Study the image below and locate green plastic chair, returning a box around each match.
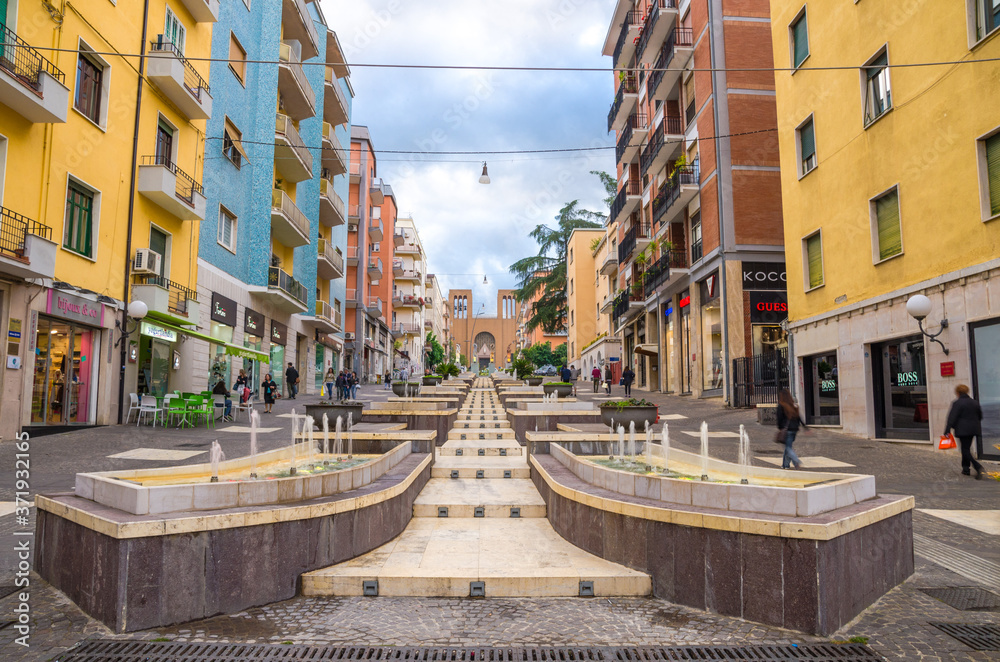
[167,398,190,428]
[189,396,214,429]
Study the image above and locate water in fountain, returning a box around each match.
[209,440,225,483]
[700,421,709,481]
[738,424,750,485]
[334,416,343,458]
[627,421,636,465]
[645,427,653,468]
[617,425,625,462]
[289,410,298,475]
[249,410,260,479]
[304,416,315,467]
[661,424,670,474]
[322,414,330,466]
[347,412,354,458]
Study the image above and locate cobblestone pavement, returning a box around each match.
[2,382,999,661]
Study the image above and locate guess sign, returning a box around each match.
[211,292,237,326]
[749,291,788,324]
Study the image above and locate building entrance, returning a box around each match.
[30,317,98,425]
[871,336,929,441]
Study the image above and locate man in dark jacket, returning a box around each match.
[945,384,984,479]
[604,365,613,395]
[560,364,572,382]
[622,365,635,397]
[285,362,299,399]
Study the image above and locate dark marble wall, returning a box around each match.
[34,459,431,633]
[532,468,913,635]
[508,413,602,444]
[362,412,456,446]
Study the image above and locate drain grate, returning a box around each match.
[930,623,1000,650]
[920,587,1000,611]
[53,641,887,661]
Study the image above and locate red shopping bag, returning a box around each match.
[938,433,956,450]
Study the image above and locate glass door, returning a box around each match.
[971,318,1000,461]
[30,318,95,425]
[872,336,928,440]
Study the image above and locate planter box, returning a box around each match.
[392,382,422,397]
[542,384,573,398]
[598,404,657,430]
[304,402,364,428]
[421,376,442,386]
[524,377,543,387]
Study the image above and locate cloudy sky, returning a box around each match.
[320,0,617,314]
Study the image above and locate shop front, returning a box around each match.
[871,335,928,441]
[315,341,339,394]
[243,308,266,397]
[970,317,1000,461]
[803,351,840,425]
[208,293,238,390]
[269,320,287,394]
[679,291,692,394]
[136,321,177,397]
[699,274,723,394]
[743,263,789,357]
[28,290,106,428]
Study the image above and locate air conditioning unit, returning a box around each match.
[344,332,355,341]
[134,249,162,275]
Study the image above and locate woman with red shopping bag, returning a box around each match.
[944,384,984,479]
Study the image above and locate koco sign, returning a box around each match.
[46,290,105,326]
[742,262,787,291]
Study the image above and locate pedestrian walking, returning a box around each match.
[261,373,278,413]
[604,365,613,396]
[560,364,572,382]
[384,371,392,389]
[285,362,299,399]
[622,365,635,397]
[944,384,985,479]
[776,388,806,469]
[591,365,602,393]
[335,371,347,402]
[349,370,359,400]
[324,366,336,400]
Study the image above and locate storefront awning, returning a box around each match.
[634,343,659,357]
[224,343,268,362]
[148,321,268,362]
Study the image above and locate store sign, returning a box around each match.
[679,296,690,308]
[271,320,287,345]
[245,308,264,336]
[46,290,104,326]
[742,262,787,291]
[140,321,177,343]
[897,371,921,387]
[211,292,237,326]
[940,361,955,377]
[820,379,837,393]
[749,292,789,324]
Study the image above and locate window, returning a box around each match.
[797,117,816,176]
[980,131,1000,219]
[872,188,902,262]
[974,0,1000,41]
[804,232,823,290]
[690,211,702,262]
[570,278,574,294]
[570,311,575,326]
[222,117,248,168]
[149,226,168,277]
[64,182,95,258]
[75,53,103,124]
[229,33,247,84]
[218,206,236,252]
[790,9,809,68]
[863,50,892,125]
[569,248,574,263]
[155,119,175,164]
[164,7,186,54]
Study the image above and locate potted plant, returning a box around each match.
[599,398,658,430]
[422,374,443,386]
[304,400,364,428]
[391,381,422,397]
[542,381,573,398]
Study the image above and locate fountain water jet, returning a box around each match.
[289,410,298,476]
[304,417,315,467]
[661,424,670,475]
[249,410,260,479]
[209,441,225,483]
[700,421,709,481]
[627,421,636,466]
[617,425,625,462]
[645,427,653,469]
[347,412,354,459]
[738,424,751,485]
[322,414,330,466]
[334,416,343,458]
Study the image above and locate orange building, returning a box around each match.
[450,290,518,371]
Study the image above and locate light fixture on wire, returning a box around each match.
[479,162,490,184]
[483,275,488,285]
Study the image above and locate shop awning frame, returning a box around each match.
[148,320,269,362]
[634,343,659,357]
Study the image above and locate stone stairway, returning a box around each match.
[301,379,650,598]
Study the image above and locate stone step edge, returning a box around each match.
[301,575,652,598]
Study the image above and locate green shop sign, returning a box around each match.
[140,321,177,343]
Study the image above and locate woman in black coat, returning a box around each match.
[944,384,984,479]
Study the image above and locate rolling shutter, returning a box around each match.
[986,133,1000,216]
[875,190,902,260]
[792,15,809,67]
[806,234,823,289]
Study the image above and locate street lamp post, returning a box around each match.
[468,303,485,371]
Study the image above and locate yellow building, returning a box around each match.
[581,222,623,383]
[770,1,1000,453]
[566,228,605,370]
[0,0,213,437]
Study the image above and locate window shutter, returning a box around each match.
[875,190,902,260]
[800,120,815,159]
[806,234,823,289]
[793,16,809,67]
[986,133,1000,216]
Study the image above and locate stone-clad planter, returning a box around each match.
[392,381,421,397]
[599,404,657,430]
[422,376,443,386]
[304,402,364,428]
[542,383,573,398]
[524,377,543,387]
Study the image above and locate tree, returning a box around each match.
[521,341,567,368]
[591,170,616,213]
[425,332,444,372]
[553,342,567,366]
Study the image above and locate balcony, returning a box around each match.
[367,256,383,279]
[607,10,642,68]
[396,294,421,309]
[334,306,343,332]
[309,299,339,333]
[640,116,684,179]
[397,242,420,255]
[394,322,422,336]
[599,250,618,276]
[611,289,644,328]
[326,30,350,78]
[251,266,307,312]
[609,178,642,226]
[0,207,56,281]
[278,42,316,121]
[392,258,404,276]
[395,266,422,282]
[636,0,680,68]
[346,245,359,266]
[393,228,405,246]
[652,165,700,226]
[147,41,212,120]
[274,114,313,183]
[600,292,616,314]
[324,67,349,127]
[281,0,320,61]
[370,178,385,205]
[317,238,345,280]
[367,296,383,317]
[369,217,384,242]
[178,0,219,22]
[321,122,347,176]
[638,251,675,297]
[271,190,311,248]
[349,160,361,183]
[131,274,200,327]
[648,28,694,102]
[618,219,651,264]
[616,112,648,165]
[319,178,346,227]
[137,155,206,220]
[607,71,639,133]
[0,25,69,123]
[345,288,361,308]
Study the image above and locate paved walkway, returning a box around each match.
[1,379,998,661]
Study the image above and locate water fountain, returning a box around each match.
[738,424,751,485]
[322,414,330,466]
[644,427,653,469]
[700,421,709,481]
[334,416,343,458]
[347,412,354,458]
[304,416,315,467]
[249,410,260,479]
[627,421,636,466]
[289,410,298,476]
[660,423,670,475]
[209,440,225,483]
[617,425,625,462]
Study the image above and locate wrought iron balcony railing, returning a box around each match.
[0,24,66,91]
[0,206,52,260]
[267,266,307,305]
[140,154,204,206]
[132,273,198,315]
[148,40,210,101]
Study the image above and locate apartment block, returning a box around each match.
[603,0,786,399]
[771,1,1000,453]
[391,215,429,374]
[566,228,605,369]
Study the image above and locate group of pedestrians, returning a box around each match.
[589,364,635,396]
[323,367,359,402]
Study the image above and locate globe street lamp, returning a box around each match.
[906,294,949,355]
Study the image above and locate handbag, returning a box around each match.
[938,433,956,450]
[775,427,787,444]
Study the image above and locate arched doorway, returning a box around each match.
[473,331,496,371]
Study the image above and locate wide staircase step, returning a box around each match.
[413,478,545,518]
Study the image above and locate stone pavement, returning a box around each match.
[1,380,999,661]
